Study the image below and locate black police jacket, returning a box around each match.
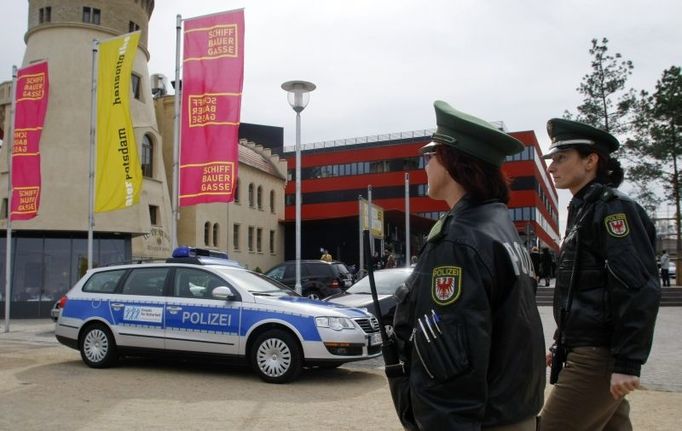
[392,198,545,430]
[553,182,661,376]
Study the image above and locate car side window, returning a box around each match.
[267,265,285,281]
[173,268,229,299]
[121,267,169,296]
[82,270,126,293]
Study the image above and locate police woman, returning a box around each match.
[540,119,661,430]
[389,101,546,430]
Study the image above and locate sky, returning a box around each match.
[1,0,681,233]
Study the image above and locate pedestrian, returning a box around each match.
[383,249,396,268]
[320,249,332,262]
[389,101,545,430]
[660,250,670,287]
[540,118,661,430]
[530,246,541,282]
[539,247,553,287]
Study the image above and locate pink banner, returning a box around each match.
[11,61,49,221]
[179,9,245,206]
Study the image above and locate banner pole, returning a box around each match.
[358,195,363,273]
[87,40,99,270]
[4,66,17,332]
[367,185,373,258]
[405,172,410,267]
[171,14,182,250]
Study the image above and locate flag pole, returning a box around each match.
[404,172,410,267]
[4,66,17,333]
[358,195,363,273]
[87,40,99,270]
[171,14,182,250]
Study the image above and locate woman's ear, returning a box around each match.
[586,152,599,171]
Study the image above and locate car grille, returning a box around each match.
[354,316,380,333]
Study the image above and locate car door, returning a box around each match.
[164,267,241,355]
[108,267,169,350]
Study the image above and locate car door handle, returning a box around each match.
[167,306,182,313]
[111,303,124,310]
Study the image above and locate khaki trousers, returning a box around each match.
[540,347,632,431]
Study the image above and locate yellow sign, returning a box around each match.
[359,198,384,239]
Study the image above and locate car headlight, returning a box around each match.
[315,316,355,331]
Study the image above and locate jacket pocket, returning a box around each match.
[411,318,470,382]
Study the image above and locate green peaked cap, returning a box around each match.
[542,118,619,159]
[420,100,524,167]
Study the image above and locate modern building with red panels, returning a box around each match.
[279,128,560,268]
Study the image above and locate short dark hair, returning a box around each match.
[435,145,511,203]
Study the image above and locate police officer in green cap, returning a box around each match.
[540,118,661,431]
[389,101,545,430]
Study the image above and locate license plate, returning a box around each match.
[369,332,382,346]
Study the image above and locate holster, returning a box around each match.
[549,344,567,384]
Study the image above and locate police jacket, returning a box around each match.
[392,198,545,430]
[553,182,661,376]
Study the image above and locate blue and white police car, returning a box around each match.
[54,248,382,383]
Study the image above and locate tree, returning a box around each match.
[564,37,637,154]
[625,66,682,266]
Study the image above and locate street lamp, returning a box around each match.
[282,80,316,295]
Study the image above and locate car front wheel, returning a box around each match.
[251,329,302,383]
[80,323,118,368]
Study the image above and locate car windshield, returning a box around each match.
[346,269,411,295]
[214,268,298,296]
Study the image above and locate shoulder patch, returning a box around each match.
[431,266,462,305]
[604,213,629,238]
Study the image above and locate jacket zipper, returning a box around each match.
[410,328,434,379]
[605,260,629,288]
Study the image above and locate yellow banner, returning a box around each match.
[95,32,141,212]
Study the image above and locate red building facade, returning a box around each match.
[280,128,560,267]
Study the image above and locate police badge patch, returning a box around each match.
[605,213,629,237]
[431,266,462,305]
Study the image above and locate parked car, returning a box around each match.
[54,248,381,383]
[324,267,413,337]
[264,260,354,300]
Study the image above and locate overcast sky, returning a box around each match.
[2,0,681,232]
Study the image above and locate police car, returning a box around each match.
[54,248,382,383]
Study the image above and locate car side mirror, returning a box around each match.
[212,286,235,301]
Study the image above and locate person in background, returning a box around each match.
[530,246,541,282]
[389,101,545,430]
[320,249,333,262]
[660,250,670,287]
[383,249,396,268]
[540,118,661,431]
[540,247,553,287]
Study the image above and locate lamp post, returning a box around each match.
[282,80,316,295]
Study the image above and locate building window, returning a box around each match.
[256,228,262,253]
[39,7,51,23]
[270,190,275,213]
[131,73,141,100]
[248,226,254,252]
[212,223,219,247]
[129,21,140,32]
[141,134,153,177]
[248,183,254,207]
[204,222,210,246]
[233,224,240,250]
[83,7,101,25]
[269,230,275,254]
[234,179,240,203]
[257,186,263,210]
[149,205,158,225]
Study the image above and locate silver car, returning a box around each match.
[54,256,381,383]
